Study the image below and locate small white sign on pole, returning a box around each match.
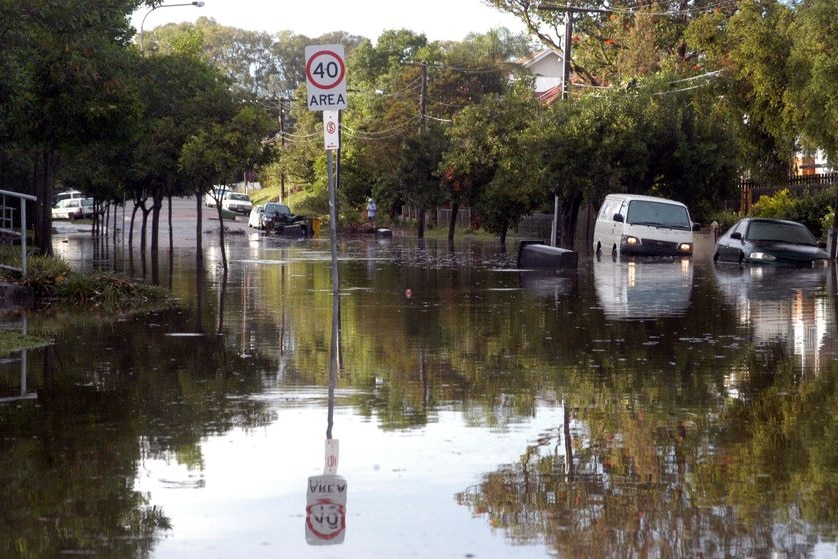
[323,110,339,151]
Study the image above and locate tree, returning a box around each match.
[343,28,534,234]
[396,126,449,238]
[486,0,719,86]
[3,0,145,255]
[442,85,541,244]
[180,104,276,271]
[685,0,796,181]
[785,0,838,163]
[127,51,237,282]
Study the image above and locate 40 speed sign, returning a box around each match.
[305,44,347,111]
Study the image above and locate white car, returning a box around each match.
[53,189,84,207]
[52,197,91,220]
[248,204,265,228]
[221,192,253,215]
[204,186,228,208]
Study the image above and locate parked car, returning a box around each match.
[593,193,696,257]
[221,192,252,215]
[52,197,89,221]
[248,204,265,228]
[261,202,293,228]
[714,217,829,266]
[80,197,95,219]
[204,186,228,208]
[52,189,84,207]
[263,202,309,235]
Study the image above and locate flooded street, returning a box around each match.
[3,200,838,558]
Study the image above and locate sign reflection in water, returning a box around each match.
[2,232,838,558]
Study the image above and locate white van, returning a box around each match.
[593,194,695,257]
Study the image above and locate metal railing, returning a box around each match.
[0,189,37,278]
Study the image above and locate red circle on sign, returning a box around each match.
[306,50,346,90]
[306,500,346,540]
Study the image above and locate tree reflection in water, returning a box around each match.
[2,235,838,557]
[458,346,838,557]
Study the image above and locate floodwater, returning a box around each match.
[3,206,838,558]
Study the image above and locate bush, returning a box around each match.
[0,251,170,311]
[751,187,835,237]
[17,254,73,299]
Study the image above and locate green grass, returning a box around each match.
[0,248,172,311]
[0,330,51,355]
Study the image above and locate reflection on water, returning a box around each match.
[594,255,694,319]
[714,265,833,373]
[1,234,838,558]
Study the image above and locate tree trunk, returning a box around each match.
[195,191,204,271]
[33,146,58,256]
[216,204,228,272]
[499,223,508,246]
[168,193,174,256]
[417,207,426,238]
[151,192,163,285]
[558,197,581,248]
[448,201,459,241]
[139,202,151,279]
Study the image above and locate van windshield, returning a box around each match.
[626,200,690,230]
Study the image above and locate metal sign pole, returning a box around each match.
[327,147,339,439]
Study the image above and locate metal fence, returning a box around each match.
[740,173,837,214]
[0,189,37,277]
[436,208,471,229]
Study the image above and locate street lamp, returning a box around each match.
[140,1,205,52]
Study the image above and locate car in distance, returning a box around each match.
[714,217,829,266]
[248,204,265,228]
[52,189,84,207]
[52,197,88,220]
[80,197,95,219]
[221,192,253,215]
[204,186,228,208]
[248,202,294,230]
[261,202,293,228]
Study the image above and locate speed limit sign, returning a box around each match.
[305,45,347,111]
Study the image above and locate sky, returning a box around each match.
[131,0,529,43]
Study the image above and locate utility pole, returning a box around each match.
[539,4,610,246]
[278,98,287,202]
[419,62,428,132]
[417,62,429,237]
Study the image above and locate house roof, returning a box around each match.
[517,48,563,69]
[537,84,564,105]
